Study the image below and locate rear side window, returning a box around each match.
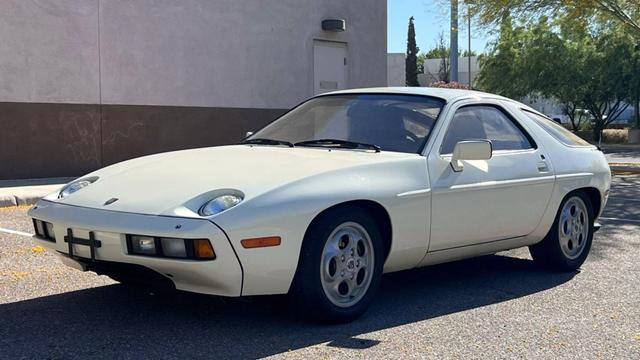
[441,105,535,154]
[522,110,591,147]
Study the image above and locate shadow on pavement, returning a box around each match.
[0,254,575,359]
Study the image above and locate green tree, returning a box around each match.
[417,53,426,74]
[580,32,635,141]
[422,33,451,82]
[476,16,528,98]
[462,49,478,57]
[424,48,477,58]
[406,17,420,87]
[466,0,640,37]
[477,16,636,141]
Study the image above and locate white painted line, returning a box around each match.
[599,217,640,224]
[0,227,33,237]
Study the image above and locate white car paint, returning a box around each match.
[28,87,611,297]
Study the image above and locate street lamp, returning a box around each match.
[467,4,472,89]
[450,0,459,82]
[630,43,640,144]
[635,43,640,130]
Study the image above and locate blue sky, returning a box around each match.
[387,0,492,54]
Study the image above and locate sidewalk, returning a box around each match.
[0,178,73,207]
[601,145,640,165]
[600,144,640,174]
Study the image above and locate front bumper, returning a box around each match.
[28,200,243,297]
[59,255,177,291]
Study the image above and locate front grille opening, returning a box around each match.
[32,219,56,242]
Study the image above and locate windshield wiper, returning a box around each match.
[242,138,294,147]
[294,139,381,152]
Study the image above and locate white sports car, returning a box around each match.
[29,88,610,323]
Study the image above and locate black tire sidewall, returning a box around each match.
[291,206,384,323]
[539,191,595,271]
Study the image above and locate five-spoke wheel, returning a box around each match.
[530,191,594,271]
[320,222,374,308]
[558,197,589,260]
[291,206,384,323]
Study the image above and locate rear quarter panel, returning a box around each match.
[501,101,611,241]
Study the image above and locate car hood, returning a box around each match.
[50,145,417,216]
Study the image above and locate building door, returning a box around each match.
[313,41,347,95]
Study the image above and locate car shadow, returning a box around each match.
[0,254,576,359]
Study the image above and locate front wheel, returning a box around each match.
[290,207,384,323]
[529,192,594,271]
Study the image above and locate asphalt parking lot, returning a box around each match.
[0,175,638,359]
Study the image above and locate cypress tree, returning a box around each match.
[406,16,420,87]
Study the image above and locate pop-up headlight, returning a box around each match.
[58,176,99,199]
[199,194,243,216]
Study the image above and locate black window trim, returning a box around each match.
[438,103,538,155]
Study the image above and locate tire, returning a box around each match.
[529,191,594,271]
[290,206,384,323]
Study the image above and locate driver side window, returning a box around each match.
[441,105,535,154]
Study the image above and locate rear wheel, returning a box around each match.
[529,192,594,271]
[291,207,384,323]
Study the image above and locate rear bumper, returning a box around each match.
[28,200,243,297]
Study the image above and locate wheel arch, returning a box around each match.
[573,187,602,218]
[305,200,393,262]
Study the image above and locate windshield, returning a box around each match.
[248,94,446,153]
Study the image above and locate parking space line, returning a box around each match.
[0,227,33,237]
[599,217,640,224]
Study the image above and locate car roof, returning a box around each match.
[321,87,512,103]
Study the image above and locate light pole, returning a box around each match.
[635,43,640,130]
[450,0,459,82]
[467,4,472,89]
[629,42,640,144]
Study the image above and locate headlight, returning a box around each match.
[199,194,243,216]
[58,176,99,199]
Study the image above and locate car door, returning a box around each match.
[427,100,555,251]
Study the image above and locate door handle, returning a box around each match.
[537,161,549,172]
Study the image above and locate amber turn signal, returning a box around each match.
[193,239,216,259]
[241,236,281,249]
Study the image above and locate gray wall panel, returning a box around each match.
[0,0,386,108]
[99,0,387,109]
[0,0,100,103]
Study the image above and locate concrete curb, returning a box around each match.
[0,195,18,208]
[0,194,42,208]
[0,182,67,209]
[610,166,640,175]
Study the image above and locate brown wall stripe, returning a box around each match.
[0,102,286,180]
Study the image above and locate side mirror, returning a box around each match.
[245,131,254,139]
[450,140,492,172]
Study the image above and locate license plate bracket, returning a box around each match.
[64,229,102,261]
